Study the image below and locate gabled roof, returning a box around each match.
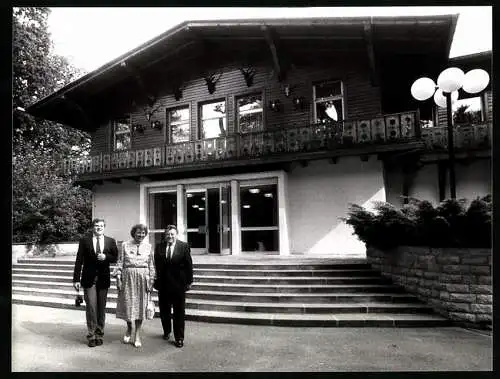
[25,15,459,130]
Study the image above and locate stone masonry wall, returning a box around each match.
[367,246,492,328]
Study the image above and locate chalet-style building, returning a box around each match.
[26,16,492,257]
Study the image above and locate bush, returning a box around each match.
[342,195,491,249]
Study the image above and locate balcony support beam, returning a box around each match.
[261,25,287,82]
[363,21,379,86]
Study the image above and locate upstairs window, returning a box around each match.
[167,106,190,144]
[236,93,263,133]
[200,100,227,139]
[113,116,131,151]
[313,80,344,123]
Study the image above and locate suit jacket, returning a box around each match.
[73,234,119,289]
[154,240,193,295]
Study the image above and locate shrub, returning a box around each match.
[342,196,491,249]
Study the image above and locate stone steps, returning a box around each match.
[11,258,451,327]
[12,294,449,327]
[12,287,430,314]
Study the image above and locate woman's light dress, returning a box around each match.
[113,240,155,321]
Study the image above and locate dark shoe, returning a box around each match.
[95,339,103,346]
[163,333,170,341]
[175,340,184,348]
[88,339,97,348]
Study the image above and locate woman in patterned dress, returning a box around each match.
[113,224,155,348]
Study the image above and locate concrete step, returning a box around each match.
[186,290,421,304]
[12,287,429,314]
[190,282,406,293]
[15,259,371,271]
[12,267,388,284]
[11,294,451,327]
[12,282,418,303]
[193,275,390,285]
[12,278,404,295]
[12,272,391,286]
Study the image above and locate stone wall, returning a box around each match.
[12,243,79,263]
[367,246,492,328]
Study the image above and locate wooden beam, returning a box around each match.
[261,25,286,82]
[60,95,94,129]
[120,61,156,105]
[363,21,379,86]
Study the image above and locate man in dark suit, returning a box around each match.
[154,224,193,348]
[73,218,118,347]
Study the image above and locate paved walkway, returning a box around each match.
[12,304,492,372]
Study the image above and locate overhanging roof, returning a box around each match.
[25,15,459,130]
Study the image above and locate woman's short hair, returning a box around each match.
[130,223,149,237]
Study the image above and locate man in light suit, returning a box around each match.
[73,218,118,347]
[154,224,193,348]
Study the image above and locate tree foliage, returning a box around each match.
[13,7,92,244]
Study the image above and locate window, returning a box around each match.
[452,96,485,125]
[200,100,227,139]
[313,80,344,123]
[167,106,190,144]
[236,93,263,133]
[113,117,131,151]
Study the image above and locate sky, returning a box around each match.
[47,6,492,74]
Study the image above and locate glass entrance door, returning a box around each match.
[185,183,231,254]
[186,190,206,254]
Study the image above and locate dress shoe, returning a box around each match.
[175,340,184,348]
[88,339,97,348]
[123,335,131,344]
[95,339,103,346]
[163,334,170,341]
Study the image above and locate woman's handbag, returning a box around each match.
[146,292,155,320]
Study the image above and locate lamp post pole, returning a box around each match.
[444,91,457,199]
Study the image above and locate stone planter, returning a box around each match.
[367,245,492,329]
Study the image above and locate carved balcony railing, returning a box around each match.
[420,122,492,151]
[62,111,420,176]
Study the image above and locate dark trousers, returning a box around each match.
[158,290,186,341]
[83,283,108,341]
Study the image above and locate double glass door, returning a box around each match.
[185,183,231,254]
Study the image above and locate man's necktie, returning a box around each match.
[96,238,101,255]
[166,244,172,261]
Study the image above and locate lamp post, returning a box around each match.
[411,67,489,200]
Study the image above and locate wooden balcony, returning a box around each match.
[63,111,423,179]
[420,122,492,151]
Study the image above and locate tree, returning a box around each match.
[13,146,92,244]
[13,7,89,157]
[13,7,93,245]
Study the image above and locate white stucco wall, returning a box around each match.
[409,164,439,205]
[456,159,491,200]
[93,180,141,242]
[286,157,386,257]
[410,159,491,204]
